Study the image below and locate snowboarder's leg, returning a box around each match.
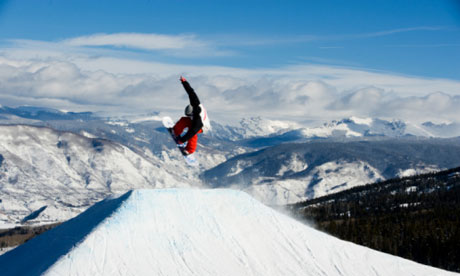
[173,117,189,137]
[184,134,198,154]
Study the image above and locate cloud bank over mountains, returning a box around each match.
[0,33,459,125]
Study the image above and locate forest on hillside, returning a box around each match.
[290,167,460,272]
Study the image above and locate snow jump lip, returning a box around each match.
[0,188,455,276]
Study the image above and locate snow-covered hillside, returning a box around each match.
[0,189,454,276]
[203,139,460,204]
[244,160,384,204]
[0,125,198,225]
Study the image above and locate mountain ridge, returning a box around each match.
[202,138,460,204]
[1,105,460,224]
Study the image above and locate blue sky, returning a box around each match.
[0,0,459,78]
[0,0,459,124]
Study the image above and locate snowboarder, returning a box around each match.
[171,76,208,155]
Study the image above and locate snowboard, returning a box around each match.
[162,116,199,167]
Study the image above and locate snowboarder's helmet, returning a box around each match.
[185,105,193,116]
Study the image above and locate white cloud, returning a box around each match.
[213,26,445,47]
[383,92,460,123]
[329,87,386,113]
[63,33,205,50]
[356,26,444,38]
[0,35,460,125]
[60,33,233,57]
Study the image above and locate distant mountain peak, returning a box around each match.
[348,116,373,126]
[239,116,299,137]
[0,105,94,121]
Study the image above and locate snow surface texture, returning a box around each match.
[0,189,455,276]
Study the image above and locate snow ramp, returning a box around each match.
[0,189,456,276]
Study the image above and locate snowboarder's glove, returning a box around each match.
[180,76,187,83]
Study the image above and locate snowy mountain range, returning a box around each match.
[1,189,455,276]
[202,138,460,204]
[1,105,459,142]
[1,105,460,225]
[236,116,460,148]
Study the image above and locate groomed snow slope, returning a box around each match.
[0,189,456,276]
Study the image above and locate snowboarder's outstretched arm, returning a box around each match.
[177,77,204,144]
[181,76,201,108]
